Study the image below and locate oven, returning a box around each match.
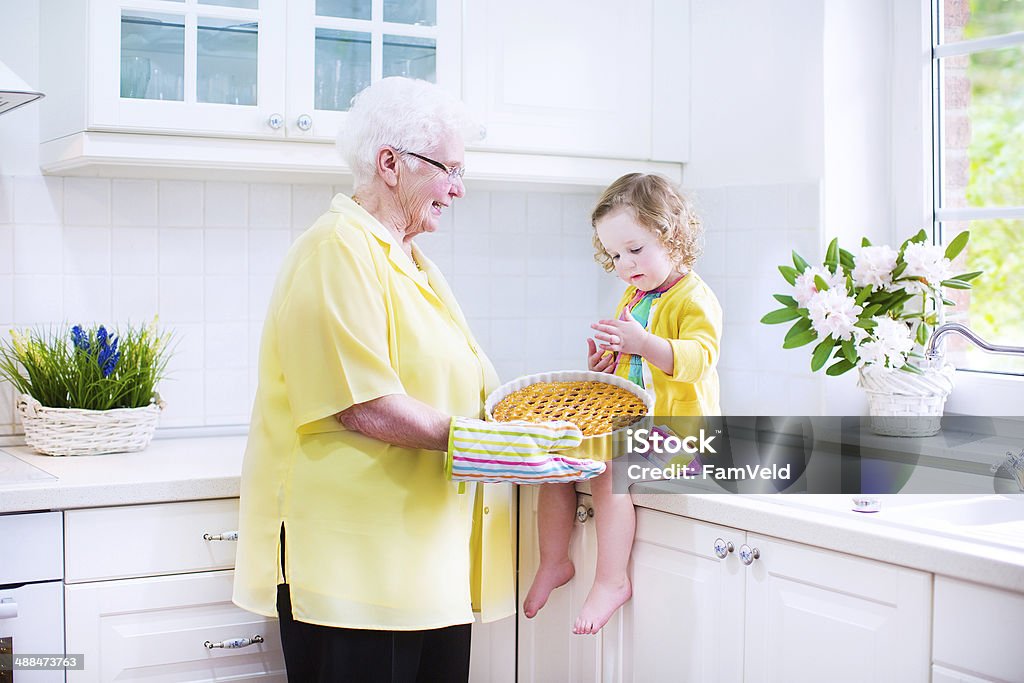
[0,511,65,683]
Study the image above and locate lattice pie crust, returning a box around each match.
[492,381,647,437]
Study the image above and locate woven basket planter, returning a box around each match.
[17,394,165,456]
[857,365,955,437]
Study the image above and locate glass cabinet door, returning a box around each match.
[92,0,286,136]
[286,0,459,140]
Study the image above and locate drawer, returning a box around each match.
[65,569,284,682]
[933,576,1024,682]
[0,511,62,583]
[64,499,240,583]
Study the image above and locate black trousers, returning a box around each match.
[276,527,471,682]
[276,584,472,683]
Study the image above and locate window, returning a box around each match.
[933,0,1024,375]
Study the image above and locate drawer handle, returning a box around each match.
[203,531,239,541]
[0,598,17,619]
[204,634,264,649]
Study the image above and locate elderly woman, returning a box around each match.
[232,77,601,682]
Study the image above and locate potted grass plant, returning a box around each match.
[0,319,172,456]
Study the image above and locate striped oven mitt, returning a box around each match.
[446,417,606,484]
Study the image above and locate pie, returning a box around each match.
[492,381,647,437]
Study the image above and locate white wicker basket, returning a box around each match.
[857,365,955,437]
[17,394,165,456]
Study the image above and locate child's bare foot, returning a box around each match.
[572,577,632,634]
[523,560,575,618]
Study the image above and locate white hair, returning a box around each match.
[336,77,480,188]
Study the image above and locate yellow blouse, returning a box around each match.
[611,271,723,416]
[232,194,515,630]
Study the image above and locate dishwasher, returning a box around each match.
[0,511,65,683]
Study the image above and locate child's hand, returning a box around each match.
[591,310,649,356]
[587,338,615,373]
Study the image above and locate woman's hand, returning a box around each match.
[590,310,649,356]
[587,338,615,373]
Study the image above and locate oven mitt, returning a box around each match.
[446,417,605,484]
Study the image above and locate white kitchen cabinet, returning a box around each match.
[62,498,285,682]
[65,570,284,682]
[37,0,684,185]
[462,0,690,162]
[743,532,931,683]
[522,503,933,682]
[604,508,745,683]
[932,576,1024,682]
[40,0,459,142]
[517,488,601,683]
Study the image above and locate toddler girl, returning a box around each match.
[523,173,722,634]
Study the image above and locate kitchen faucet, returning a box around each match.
[924,322,1024,362]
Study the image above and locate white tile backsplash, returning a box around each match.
[0,174,825,433]
[204,182,248,227]
[248,183,291,228]
[112,227,159,275]
[0,225,12,273]
[14,176,62,225]
[63,226,111,276]
[63,178,111,226]
[112,180,158,227]
[158,180,204,227]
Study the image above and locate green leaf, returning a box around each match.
[792,251,810,273]
[773,294,798,307]
[854,318,877,329]
[784,317,813,342]
[761,307,802,324]
[779,265,800,285]
[824,238,840,273]
[783,330,818,349]
[891,261,907,279]
[941,279,972,290]
[862,303,882,318]
[839,248,855,271]
[825,359,856,376]
[951,270,982,282]
[941,297,955,306]
[842,339,857,364]
[861,237,872,247]
[813,275,830,291]
[915,323,929,346]
[811,337,837,371]
[855,286,872,305]
[909,229,928,244]
[943,231,970,260]
[902,362,924,375]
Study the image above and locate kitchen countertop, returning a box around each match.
[2,433,1022,593]
[0,434,247,513]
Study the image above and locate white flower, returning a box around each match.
[852,245,898,289]
[902,242,954,291]
[858,316,915,368]
[807,288,863,341]
[793,266,846,306]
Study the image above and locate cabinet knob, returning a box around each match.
[296,114,313,131]
[575,504,594,524]
[267,113,284,129]
[739,544,761,566]
[713,537,734,559]
[203,531,238,541]
[204,634,264,649]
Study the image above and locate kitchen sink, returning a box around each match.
[884,495,1024,526]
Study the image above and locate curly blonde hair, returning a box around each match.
[591,173,703,273]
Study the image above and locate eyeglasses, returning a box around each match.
[401,150,466,183]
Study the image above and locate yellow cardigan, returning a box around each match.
[233,195,514,630]
[611,271,722,416]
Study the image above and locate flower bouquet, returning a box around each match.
[760,230,980,435]
[0,320,173,455]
